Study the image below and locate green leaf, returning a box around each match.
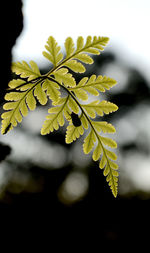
[42,79,60,104]
[92,143,102,161]
[34,83,47,105]
[84,36,109,53]
[83,118,118,197]
[26,90,36,111]
[8,79,26,89]
[1,91,26,134]
[64,60,85,73]
[41,97,69,135]
[53,68,76,87]
[103,164,109,176]
[80,114,89,129]
[82,100,118,117]
[100,136,117,148]
[76,36,109,55]
[97,148,118,197]
[42,36,63,66]
[8,79,34,92]
[105,149,117,161]
[19,99,28,117]
[109,160,118,170]
[62,36,109,74]
[76,36,84,51]
[65,124,84,144]
[70,75,117,98]
[73,88,88,101]
[96,100,118,115]
[99,154,107,169]
[92,121,116,134]
[65,37,75,57]
[5,92,25,101]
[68,97,79,114]
[12,60,41,81]
[83,130,96,154]
[1,79,47,134]
[75,53,93,64]
[82,102,97,118]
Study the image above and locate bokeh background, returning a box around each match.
[0,0,150,247]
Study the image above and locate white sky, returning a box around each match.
[12,0,150,80]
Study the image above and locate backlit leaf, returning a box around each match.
[41,97,69,135]
[65,124,84,144]
[12,60,40,81]
[83,130,96,154]
[65,37,75,57]
[42,36,63,66]
[53,68,76,87]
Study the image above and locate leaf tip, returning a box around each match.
[1,122,12,135]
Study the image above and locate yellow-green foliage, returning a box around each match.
[1,36,119,197]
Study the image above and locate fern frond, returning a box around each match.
[64,60,86,73]
[105,149,117,161]
[42,36,63,66]
[65,124,84,144]
[83,129,96,154]
[12,60,41,81]
[1,35,119,197]
[100,136,117,148]
[45,36,109,76]
[99,150,119,197]
[92,126,118,197]
[65,37,75,58]
[75,52,93,64]
[41,92,81,136]
[1,91,29,134]
[82,100,118,117]
[80,117,119,197]
[53,68,76,87]
[84,36,109,53]
[34,82,47,105]
[61,36,109,73]
[72,87,88,101]
[65,86,118,196]
[8,79,26,89]
[69,75,117,96]
[47,76,118,196]
[1,79,47,134]
[92,143,102,161]
[82,120,118,197]
[80,114,89,129]
[41,96,70,135]
[65,36,109,58]
[92,121,116,134]
[42,79,60,104]
[68,96,79,114]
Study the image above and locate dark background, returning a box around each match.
[0,0,150,248]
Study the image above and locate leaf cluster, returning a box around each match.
[1,36,119,197]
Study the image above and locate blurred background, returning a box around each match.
[0,0,150,247]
